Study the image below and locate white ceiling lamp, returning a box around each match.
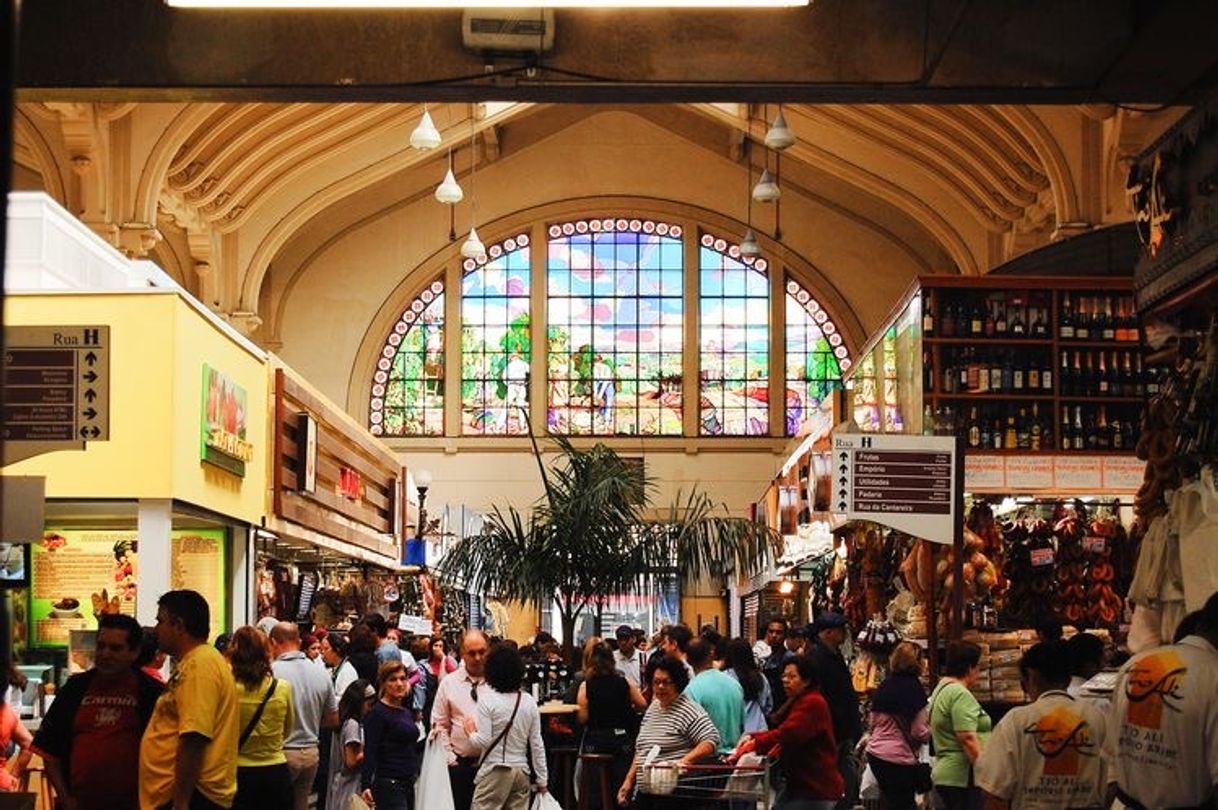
[739,228,761,258]
[764,107,796,151]
[434,150,463,204]
[752,168,780,203]
[409,106,442,151]
[460,227,486,261]
[169,1,811,8]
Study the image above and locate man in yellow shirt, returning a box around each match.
[139,589,239,810]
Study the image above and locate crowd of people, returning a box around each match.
[0,587,1216,810]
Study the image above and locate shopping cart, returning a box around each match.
[635,755,771,808]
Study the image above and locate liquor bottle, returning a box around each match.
[1097,352,1109,394]
[1010,302,1027,336]
[942,302,956,338]
[1109,351,1122,396]
[1121,418,1135,448]
[1013,358,1025,391]
[1031,306,1047,338]
[1060,351,1072,396]
[923,349,935,393]
[1060,407,1072,451]
[1111,413,1124,450]
[980,417,992,448]
[923,404,934,436]
[988,354,1002,393]
[1030,403,1043,450]
[1001,354,1014,392]
[1042,354,1053,391]
[1016,408,1031,449]
[1059,292,1075,339]
[1096,406,1110,450]
[943,359,956,393]
[1004,414,1018,449]
[1073,406,1085,450]
[1100,298,1115,341]
[991,417,1003,449]
[995,297,1008,336]
[1121,352,1134,394]
[1029,361,1040,390]
[967,407,981,448]
[969,302,984,337]
[1114,297,1130,342]
[984,300,996,338]
[922,292,935,336]
[1081,351,1093,394]
[1076,297,1091,340]
[960,350,971,392]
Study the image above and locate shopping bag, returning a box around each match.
[415,738,456,810]
[859,762,881,801]
[1176,468,1218,612]
[531,790,564,810]
[347,793,372,810]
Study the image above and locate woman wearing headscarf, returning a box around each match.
[865,642,931,810]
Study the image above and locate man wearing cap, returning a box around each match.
[613,625,648,688]
[806,612,861,810]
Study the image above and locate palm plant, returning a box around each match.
[436,425,776,657]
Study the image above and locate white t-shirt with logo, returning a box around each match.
[1105,635,1218,809]
[975,689,1108,809]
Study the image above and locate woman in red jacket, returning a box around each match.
[736,655,843,810]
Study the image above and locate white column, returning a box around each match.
[229,524,253,630]
[136,498,173,627]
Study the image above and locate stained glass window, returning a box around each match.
[546,218,684,436]
[461,233,532,435]
[699,234,769,436]
[784,278,849,436]
[369,278,445,437]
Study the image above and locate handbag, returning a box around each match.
[896,715,933,794]
[239,678,278,751]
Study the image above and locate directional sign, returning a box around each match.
[3,326,110,451]
[831,432,960,544]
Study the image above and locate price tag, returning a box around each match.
[1083,536,1107,554]
[1030,547,1056,567]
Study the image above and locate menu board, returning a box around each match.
[171,529,228,643]
[30,529,138,647]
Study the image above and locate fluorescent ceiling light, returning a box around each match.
[168,1,809,7]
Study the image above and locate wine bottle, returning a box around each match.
[991,417,1003,449]
[922,291,935,336]
[967,406,981,448]
[1031,306,1047,338]
[942,302,956,338]
[1030,403,1043,450]
[1042,355,1053,391]
[1001,354,1014,392]
[1013,358,1025,391]
[988,353,1002,393]
[1010,301,1027,336]
[1073,406,1085,450]
[1097,352,1109,394]
[1076,297,1091,340]
[1004,413,1018,449]
[1060,407,1072,451]
[1096,406,1110,450]
[924,349,935,393]
[1109,351,1122,396]
[1016,407,1031,449]
[969,302,984,337]
[980,417,992,449]
[1060,351,1071,396]
[984,300,996,338]
[1081,351,1093,393]
[995,297,1008,336]
[1111,413,1124,450]
[1114,297,1130,342]
[1060,292,1075,339]
[1100,298,1115,341]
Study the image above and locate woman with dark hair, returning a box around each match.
[228,625,295,810]
[428,636,458,679]
[723,638,772,733]
[616,656,720,808]
[327,678,375,810]
[347,623,381,683]
[137,626,167,683]
[929,641,990,810]
[866,642,930,810]
[469,644,549,810]
[360,661,420,810]
[577,641,646,804]
[737,656,842,810]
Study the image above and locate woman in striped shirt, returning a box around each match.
[617,656,720,807]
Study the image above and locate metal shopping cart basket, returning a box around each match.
[636,754,771,807]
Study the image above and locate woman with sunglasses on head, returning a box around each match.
[328,678,375,810]
[616,656,720,808]
[360,661,420,810]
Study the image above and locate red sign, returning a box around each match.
[339,467,363,501]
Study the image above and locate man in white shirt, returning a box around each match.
[613,624,647,687]
[1106,590,1218,810]
[976,640,1109,809]
[431,629,490,810]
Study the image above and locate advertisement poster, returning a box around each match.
[201,364,253,477]
[172,529,228,642]
[30,530,138,647]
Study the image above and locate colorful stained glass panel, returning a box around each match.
[784,277,847,436]
[370,279,445,436]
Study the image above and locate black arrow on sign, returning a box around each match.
[839,464,848,475]
[838,452,848,461]
[83,370,98,383]
[80,426,100,439]
[84,351,98,365]
[838,476,848,486]
[82,407,97,420]
[84,389,97,402]
[838,488,848,499]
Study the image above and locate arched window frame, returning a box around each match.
[368,215,853,440]
[784,277,850,437]
[369,277,445,437]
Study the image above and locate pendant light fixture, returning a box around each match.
[764,107,796,151]
[458,116,486,262]
[752,168,781,203]
[409,105,442,151]
[434,148,464,204]
[740,133,761,259]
